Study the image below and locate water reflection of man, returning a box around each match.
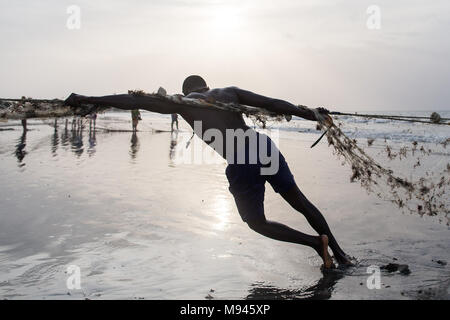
[21,119,27,132]
[88,122,97,157]
[51,123,59,157]
[246,270,343,300]
[15,130,27,166]
[71,124,84,157]
[169,130,178,161]
[61,119,70,147]
[130,131,140,160]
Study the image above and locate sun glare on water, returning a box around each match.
[211,192,233,231]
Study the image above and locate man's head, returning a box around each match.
[182,75,209,96]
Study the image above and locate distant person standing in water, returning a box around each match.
[21,119,27,132]
[131,109,141,132]
[89,113,97,131]
[92,113,97,128]
[171,113,179,131]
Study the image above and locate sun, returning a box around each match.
[210,6,241,33]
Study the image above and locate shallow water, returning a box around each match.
[0,113,448,300]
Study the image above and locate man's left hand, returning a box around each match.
[312,107,333,127]
[317,107,330,114]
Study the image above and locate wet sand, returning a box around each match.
[0,113,448,299]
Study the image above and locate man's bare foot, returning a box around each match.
[319,235,335,269]
[335,254,354,267]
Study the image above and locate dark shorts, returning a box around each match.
[225,133,296,223]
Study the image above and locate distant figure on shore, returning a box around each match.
[130,132,140,160]
[89,113,97,130]
[21,119,27,132]
[77,117,83,130]
[131,109,141,132]
[171,113,179,131]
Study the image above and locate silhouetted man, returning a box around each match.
[65,75,351,268]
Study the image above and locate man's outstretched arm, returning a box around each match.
[65,93,184,114]
[230,87,325,121]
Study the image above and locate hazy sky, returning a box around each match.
[1,0,449,111]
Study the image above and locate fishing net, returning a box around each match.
[211,98,450,223]
[318,121,449,225]
[242,105,449,224]
[0,97,106,119]
[240,106,449,224]
[2,92,448,223]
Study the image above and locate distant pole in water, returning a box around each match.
[430,112,442,124]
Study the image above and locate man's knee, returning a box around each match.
[246,217,267,232]
[282,187,312,212]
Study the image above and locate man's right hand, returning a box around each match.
[64,93,83,107]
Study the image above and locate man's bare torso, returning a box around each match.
[180,87,252,159]
[182,87,249,132]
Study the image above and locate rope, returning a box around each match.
[1,96,448,125]
[330,111,450,125]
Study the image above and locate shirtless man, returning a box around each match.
[65,75,351,268]
[131,109,141,132]
[171,113,179,131]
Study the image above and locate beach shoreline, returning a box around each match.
[0,113,448,300]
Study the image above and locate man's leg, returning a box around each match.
[246,218,334,269]
[280,184,350,264]
[263,143,351,265]
[226,163,334,269]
